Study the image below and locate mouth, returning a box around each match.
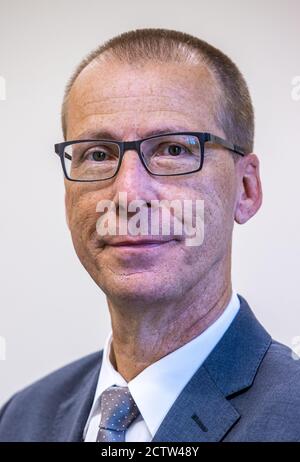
[105,238,175,250]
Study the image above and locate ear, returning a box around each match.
[234,153,263,224]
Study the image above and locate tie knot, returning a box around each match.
[99,386,140,432]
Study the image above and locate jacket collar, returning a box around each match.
[152,295,272,442]
[55,295,271,442]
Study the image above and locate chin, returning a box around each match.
[100,271,174,305]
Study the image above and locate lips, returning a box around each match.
[107,238,174,247]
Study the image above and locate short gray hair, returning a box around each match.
[61,28,254,153]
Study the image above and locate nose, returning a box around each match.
[112,148,155,203]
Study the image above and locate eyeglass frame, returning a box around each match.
[54,131,247,182]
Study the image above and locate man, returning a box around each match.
[1,28,300,442]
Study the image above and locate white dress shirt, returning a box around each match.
[84,291,240,442]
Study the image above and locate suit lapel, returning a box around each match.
[152,295,272,442]
[53,351,103,442]
[152,365,240,442]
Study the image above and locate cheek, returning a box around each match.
[65,188,100,245]
[178,162,237,245]
[153,168,236,243]
[201,166,237,251]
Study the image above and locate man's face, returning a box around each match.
[64,58,239,305]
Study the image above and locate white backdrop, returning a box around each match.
[1,0,300,406]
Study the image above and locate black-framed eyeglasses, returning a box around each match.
[54,132,247,182]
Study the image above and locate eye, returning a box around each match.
[167,144,183,156]
[89,149,107,161]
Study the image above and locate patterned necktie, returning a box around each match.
[96,385,140,442]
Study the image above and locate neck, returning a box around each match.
[107,256,232,382]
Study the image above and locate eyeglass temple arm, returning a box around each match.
[206,134,247,156]
[54,144,72,160]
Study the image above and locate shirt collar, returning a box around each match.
[86,291,240,438]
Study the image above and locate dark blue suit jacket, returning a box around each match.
[1,295,300,442]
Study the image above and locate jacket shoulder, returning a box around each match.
[228,339,300,441]
[243,338,300,402]
[262,339,300,379]
[0,350,103,440]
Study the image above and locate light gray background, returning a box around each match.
[0,0,300,406]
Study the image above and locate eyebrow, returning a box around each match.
[75,126,190,141]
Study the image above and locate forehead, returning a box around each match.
[66,58,220,139]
